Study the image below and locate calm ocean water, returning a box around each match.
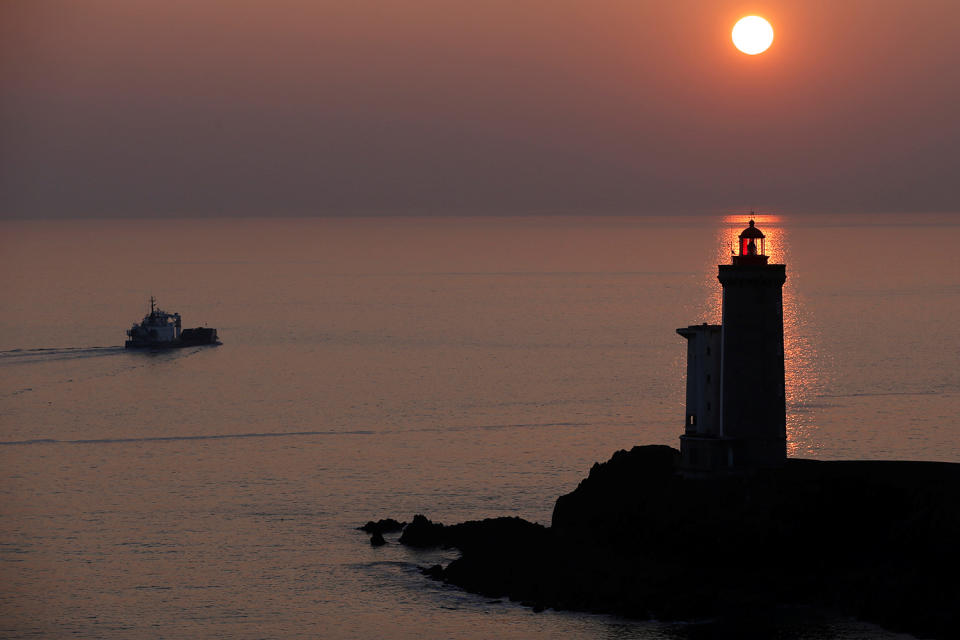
[1,214,956,638]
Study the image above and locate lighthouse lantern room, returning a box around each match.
[733,219,768,265]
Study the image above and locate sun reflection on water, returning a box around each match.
[704,214,824,457]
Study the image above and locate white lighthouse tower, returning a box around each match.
[677,219,787,471]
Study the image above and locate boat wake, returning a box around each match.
[0,346,125,366]
[0,429,376,446]
[0,422,583,447]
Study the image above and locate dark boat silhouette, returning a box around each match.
[124,297,220,349]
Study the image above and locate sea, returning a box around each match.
[1,213,956,639]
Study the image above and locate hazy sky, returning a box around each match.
[2,0,958,218]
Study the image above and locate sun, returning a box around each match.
[732,16,774,55]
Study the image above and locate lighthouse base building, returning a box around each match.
[678,220,787,472]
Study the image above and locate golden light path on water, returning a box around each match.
[702,214,825,457]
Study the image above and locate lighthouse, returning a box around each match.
[677,219,787,471]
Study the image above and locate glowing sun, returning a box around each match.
[732,16,774,55]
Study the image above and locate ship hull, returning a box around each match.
[124,340,221,349]
[125,327,220,350]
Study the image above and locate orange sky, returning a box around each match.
[1,0,958,217]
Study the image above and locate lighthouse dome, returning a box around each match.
[739,219,765,239]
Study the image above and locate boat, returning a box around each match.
[125,297,221,349]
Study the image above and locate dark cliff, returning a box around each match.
[377,446,960,638]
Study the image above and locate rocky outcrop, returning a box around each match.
[358,518,407,535]
[399,514,547,552]
[367,446,960,639]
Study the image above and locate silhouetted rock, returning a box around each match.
[398,513,546,551]
[398,515,447,547]
[422,564,443,580]
[366,445,960,639]
[369,532,386,546]
[358,518,406,534]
